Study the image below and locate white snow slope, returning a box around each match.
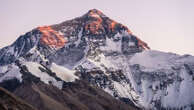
[128,50,194,109]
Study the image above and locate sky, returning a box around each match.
[0,0,194,55]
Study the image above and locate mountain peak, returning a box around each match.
[24,9,150,52]
[87,9,104,16]
[84,9,106,18]
[80,9,133,35]
[0,9,150,66]
[88,9,102,13]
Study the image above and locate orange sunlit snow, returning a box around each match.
[85,10,103,34]
[38,26,67,48]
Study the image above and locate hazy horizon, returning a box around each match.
[1,0,194,55]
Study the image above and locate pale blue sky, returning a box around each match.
[0,0,194,55]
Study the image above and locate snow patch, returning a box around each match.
[74,28,83,47]
[0,64,22,82]
[88,53,115,71]
[130,50,177,72]
[113,81,132,98]
[128,42,135,47]
[7,46,15,54]
[162,67,194,108]
[28,46,48,62]
[24,62,63,89]
[50,63,78,82]
[100,37,122,52]
[140,79,153,109]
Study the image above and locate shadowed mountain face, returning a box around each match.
[0,87,37,110]
[0,9,194,110]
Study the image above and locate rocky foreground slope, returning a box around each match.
[0,87,37,110]
[0,9,194,110]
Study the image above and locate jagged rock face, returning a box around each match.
[0,9,194,110]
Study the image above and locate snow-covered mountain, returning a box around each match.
[0,9,194,110]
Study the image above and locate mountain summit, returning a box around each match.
[0,9,194,110]
[0,9,149,66]
[37,9,149,49]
